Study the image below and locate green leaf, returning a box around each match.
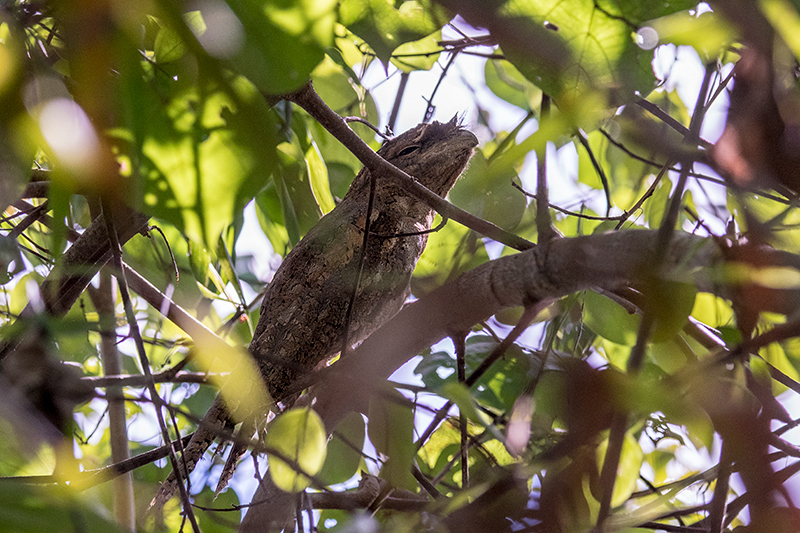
[217,235,246,305]
[368,391,416,490]
[340,0,445,64]
[760,342,800,395]
[417,419,460,470]
[391,30,442,72]
[484,59,542,111]
[8,272,43,316]
[311,55,379,122]
[649,338,690,374]
[450,150,527,231]
[318,509,351,531]
[224,0,335,94]
[412,217,490,295]
[273,137,323,244]
[413,349,454,390]
[576,130,609,190]
[55,297,95,363]
[643,175,671,228]
[318,412,366,485]
[440,382,486,426]
[255,183,290,255]
[0,482,124,533]
[648,9,735,60]
[266,407,327,493]
[138,78,277,247]
[0,122,30,224]
[583,290,640,346]
[649,280,697,343]
[305,139,336,215]
[195,487,241,532]
[501,0,696,104]
[595,431,644,508]
[153,24,186,63]
[414,337,532,412]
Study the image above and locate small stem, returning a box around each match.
[709,441,732,533]
[341,166,378,360]
[536,95,555,244]
[388,72,409,133]
[454,332,469,489]
[596,413,629,526]
[93,272,135,532]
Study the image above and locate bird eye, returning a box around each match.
[397,145,419,157]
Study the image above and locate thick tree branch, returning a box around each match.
[240,229,746,530]
[310,231,727,425]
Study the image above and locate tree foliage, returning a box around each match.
[2,1,800,532]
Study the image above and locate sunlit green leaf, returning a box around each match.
[339,0,446,64]
[418,419,460,470]
[760,342,800,395]
[596,431,644,507]
[647,9,735,59]
[224,0,335,94]
[690,292,735,329]
[266,407,327,493]
[139,78,277,247]
[391,30,442,72]
[8,272,43,316]
[305,139,336,215]
[501,0,695,103]
[153,25,186,64]
[217,235,246,304]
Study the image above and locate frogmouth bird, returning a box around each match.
[152,116,478,507]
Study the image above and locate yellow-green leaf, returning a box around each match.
[596,431,644,508]
[266,408,327,493]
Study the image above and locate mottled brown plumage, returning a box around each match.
[152,117,477,508]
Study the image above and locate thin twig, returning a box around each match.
[536,95,555,244]
[101,200,200,532]
[84,370,217,388]
[512,182,624,221]
[343,116,389,139]
[388,72,409,133]
[576,129,612,216]
[423,51,459,122]
[340,154,379,360]
[453,332,469,489]
[414,306,541,450]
